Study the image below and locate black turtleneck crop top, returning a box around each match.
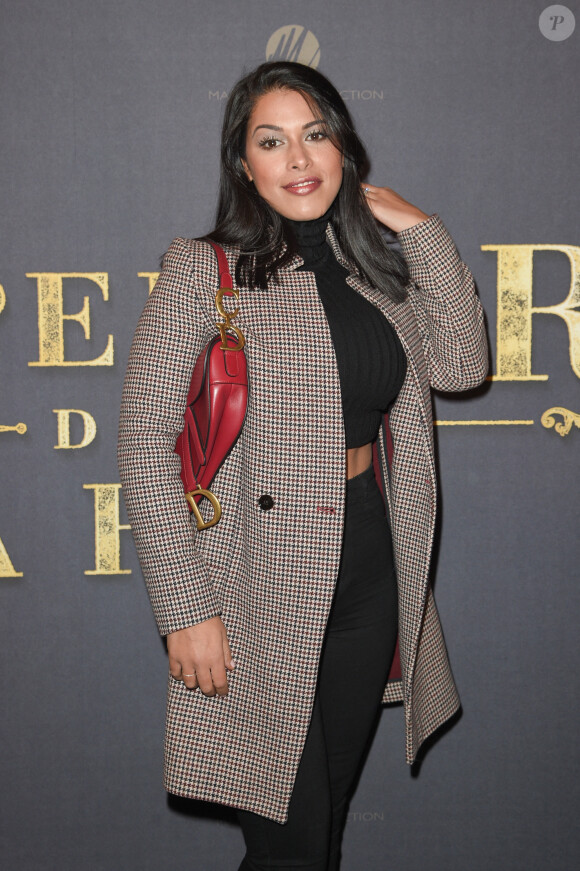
[287,212,407,449]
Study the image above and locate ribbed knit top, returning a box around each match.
[287,212,407,449]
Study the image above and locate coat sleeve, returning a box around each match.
[117,237,220,636]
[397,214,489,391]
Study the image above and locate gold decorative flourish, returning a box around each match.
[0,423,27,434]
[541,407,580,437]
[435,419,534,426]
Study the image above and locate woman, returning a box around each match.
[118,61,488,870]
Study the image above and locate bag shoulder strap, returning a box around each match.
[205,238,233,292]
[204,238,245,352]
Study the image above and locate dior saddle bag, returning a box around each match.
[174,239,248,530]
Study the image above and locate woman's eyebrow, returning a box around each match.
[250,119,326,136]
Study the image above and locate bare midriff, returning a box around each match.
[346,443,373,479]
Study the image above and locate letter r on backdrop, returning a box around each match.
[482,244,580,380]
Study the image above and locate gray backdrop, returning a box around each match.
[1,1,579,869]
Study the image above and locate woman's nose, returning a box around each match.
[287,140,310,170]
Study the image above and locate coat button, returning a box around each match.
[258,494,274,511]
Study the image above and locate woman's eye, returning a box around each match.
[306,129,327,141]
[258,137,281,149]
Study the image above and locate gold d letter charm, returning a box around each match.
[186,488,222,530]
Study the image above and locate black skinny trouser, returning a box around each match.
[237,465,399,871]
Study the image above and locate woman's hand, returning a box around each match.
[168,616,235,696]
[362,184,430,233]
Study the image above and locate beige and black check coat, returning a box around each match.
[118,215,488,822]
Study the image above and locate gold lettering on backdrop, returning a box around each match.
[53,409,97,449]
[137,272,160,295]
[0,535,23,578]
[0,283,5,314]
[540,407,580,437]
[84,484,131,575]
[482,245,580,380]
[0,423,27,434]
[27,273,114,366]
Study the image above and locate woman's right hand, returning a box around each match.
[167,616,235,696]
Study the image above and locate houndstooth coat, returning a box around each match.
[118,214,488,823]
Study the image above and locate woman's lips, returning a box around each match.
[283,177,321,195]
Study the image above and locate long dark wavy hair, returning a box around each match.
[209,61,408,302]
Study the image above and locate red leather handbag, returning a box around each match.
[174,239,248,530]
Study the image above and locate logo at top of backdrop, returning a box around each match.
[266,26,320,68]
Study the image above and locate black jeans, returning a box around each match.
[238,465,399,871]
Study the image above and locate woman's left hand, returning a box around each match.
[362,184,430,234]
